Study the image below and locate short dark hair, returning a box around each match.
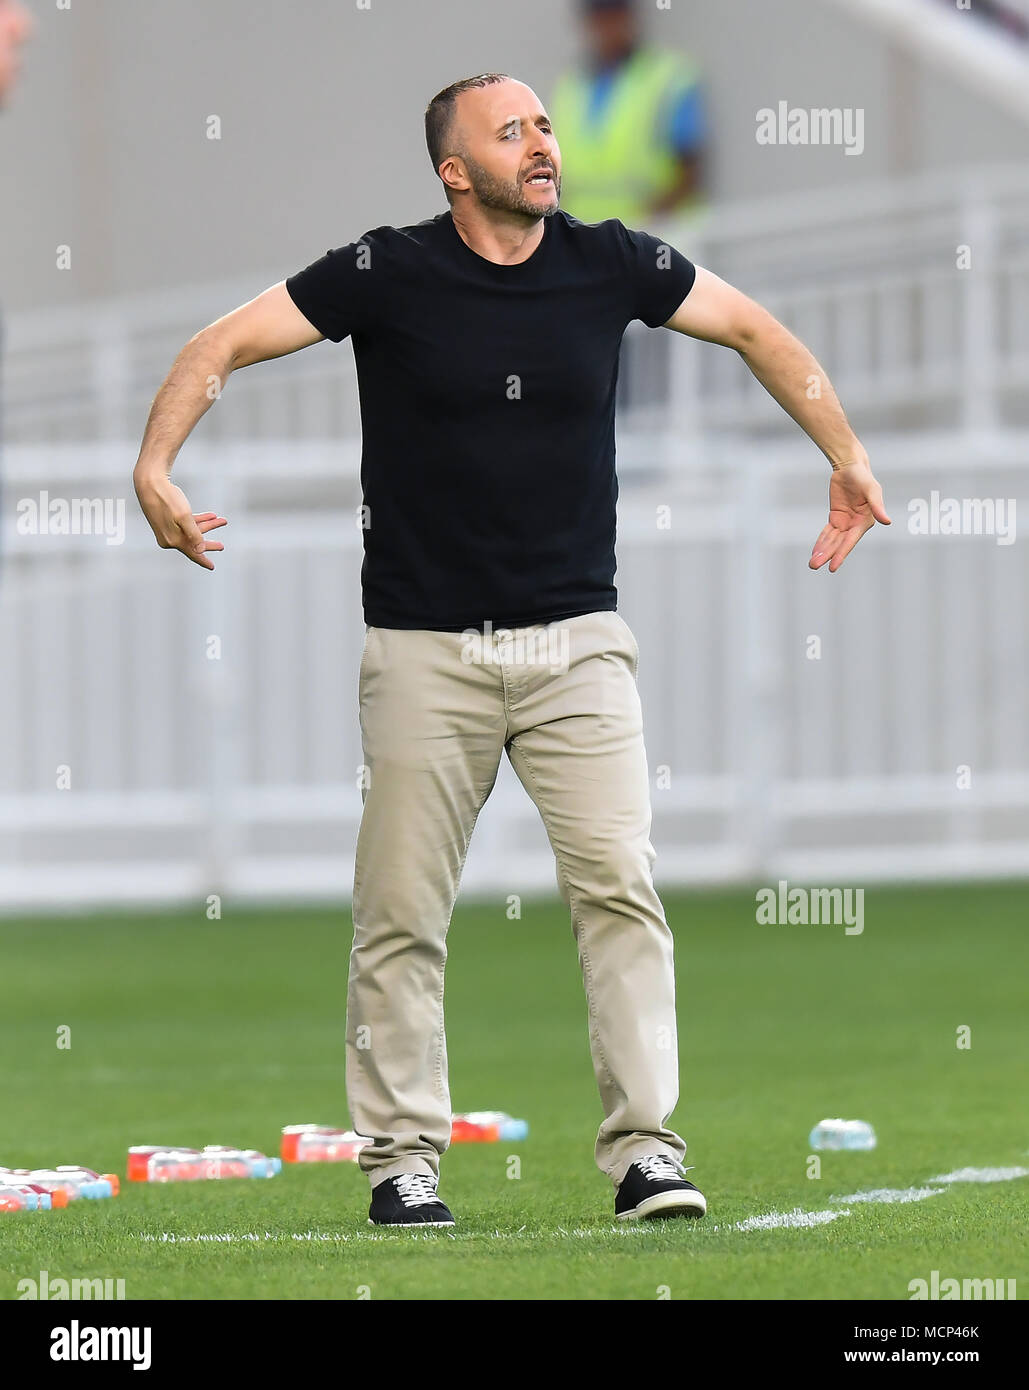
[425,73,511,196]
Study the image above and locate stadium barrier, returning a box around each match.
[1,428,1026,911]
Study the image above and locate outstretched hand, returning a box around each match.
[134,473,227,571]
[810,457,890,573]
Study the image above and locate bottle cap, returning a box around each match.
[498,1118,529,1141]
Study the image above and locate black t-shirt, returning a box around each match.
[285,210,696,630]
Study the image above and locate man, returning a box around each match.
[133,73,889,1229]
[551,0,706,226]
[0,0,35,571]
[0,0,30,107]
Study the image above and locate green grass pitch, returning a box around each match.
[0,882,1025,1300]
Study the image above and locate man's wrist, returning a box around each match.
[827,445,869,472]
[133,458,172,488]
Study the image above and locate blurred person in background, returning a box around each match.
[0,0,35,573]
[0,0,30,108]
[551,0,707,229]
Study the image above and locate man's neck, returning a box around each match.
[593,41,638,76]
[449,205,547,266]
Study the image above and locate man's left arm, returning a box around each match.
[649,152,703,217]
[664,266,891,572]
[649,81,705,217]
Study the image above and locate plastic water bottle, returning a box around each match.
[20,1181,70,1209]
[146,1150,206,1182]
[452,1112,529,1143]
[0,1188,35,1212]
[10,1168,112,1201]
[1,1175,69,1209]
[3,1168,75,1203]
[0,1185,49,1211]
[1,1165,116,1202]
[128,1145,281,1182]
[27,1171,87,1201]
[127,1146,193,1182]
[280,1126,371,1163]
[201,1147,282,1178]
[54,1166,119,1198]
[809,1118,877,1150]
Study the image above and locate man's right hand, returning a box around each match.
[134,472,226,571]
[131,281,325,571]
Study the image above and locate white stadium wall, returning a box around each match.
[2,0,1028,309]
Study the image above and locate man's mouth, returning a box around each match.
[525,168,555,186]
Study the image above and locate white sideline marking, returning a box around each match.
[830,1186,944,1205]
[927,1166,1029,1184]
[133,1163,1029,1245]
[140,1231,351,1243]
[731,1207,851,1232]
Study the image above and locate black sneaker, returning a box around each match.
[615,1155,707,1220]
[368,1172,455,1227]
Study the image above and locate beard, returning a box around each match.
[461,152,561,219]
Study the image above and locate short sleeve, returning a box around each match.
[668,85,705,156]
[285,238,377,343]
[620,224,697,329]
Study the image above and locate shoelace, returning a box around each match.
[636,1155,695,1182]
[394,1173,440,1208]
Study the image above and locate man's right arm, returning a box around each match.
[133,281,324,569]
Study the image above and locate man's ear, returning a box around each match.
[439,155,469,199]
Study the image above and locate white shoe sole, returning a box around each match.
[367,1217,455,1228]
[618,1189,707,1220]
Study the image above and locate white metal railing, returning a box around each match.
[5,163,1029,452]
[1,431,1027,913]
[658,163,1029,440]
[821,0,1029,122]
[3,164,1029,911]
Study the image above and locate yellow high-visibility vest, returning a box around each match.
[551,47,703,226]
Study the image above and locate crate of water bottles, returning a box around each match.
[0,1165,120,1211]
[281,1112,528,1163]
[127,1145,281,1182]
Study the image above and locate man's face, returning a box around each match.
[445,80,562,219]
[585,6,637,66]
[0,0,33,107]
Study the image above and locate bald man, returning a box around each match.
[134,73,889,1229]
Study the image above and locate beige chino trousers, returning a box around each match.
[347,609,686,1191]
